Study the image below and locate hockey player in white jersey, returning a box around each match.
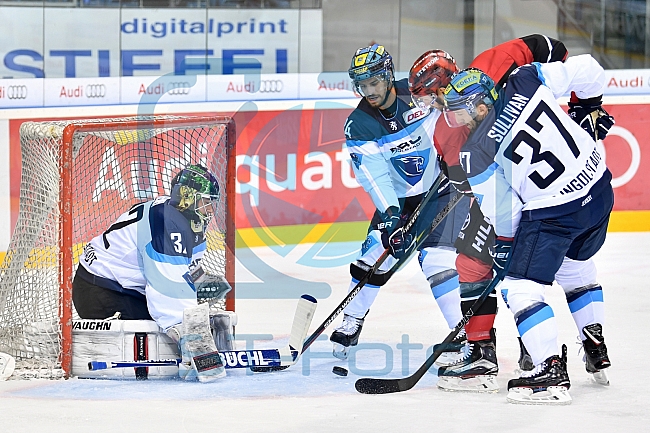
[442,58,614,404]
[72,164,230,382]
[330,44,471,359]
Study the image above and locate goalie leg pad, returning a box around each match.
[210,311,237,351]
[181,303,226,383]
[72,319,178,379]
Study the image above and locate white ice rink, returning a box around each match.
[1,232,648,432]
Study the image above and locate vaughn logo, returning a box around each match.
[72,321,113,331]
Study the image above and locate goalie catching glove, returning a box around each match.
[190,264,232,302]
[379,206,413,259]
[568,94,614,142]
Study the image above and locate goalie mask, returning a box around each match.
[170,165,220,232]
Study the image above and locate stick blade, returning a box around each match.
[355,378,404,394]
[250,294,317,373]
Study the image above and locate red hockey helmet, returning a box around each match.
[408,50,459,110]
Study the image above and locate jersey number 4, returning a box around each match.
[503,100,580,190]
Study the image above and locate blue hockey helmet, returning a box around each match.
[443,68,499,127]
[348,44,394,91]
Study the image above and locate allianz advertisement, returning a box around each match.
[0,7,322,79]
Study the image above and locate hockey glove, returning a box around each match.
[490,236,513,276]
[447,164,473,197]
[568,95,614,141]
[379,207,413,259]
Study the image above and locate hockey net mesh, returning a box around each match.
[0,116,234,379]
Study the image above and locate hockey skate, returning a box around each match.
[517,337,534,372]
[434,328,468,367]
[507,344,571,405]
[330,313,366,360]
[582,323,611,386]
[436,339,499,392]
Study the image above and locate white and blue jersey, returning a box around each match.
[79,196,203,330]
[460,54,611,238]
[344,79,441,213]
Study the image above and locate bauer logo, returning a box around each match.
[72,321,113,331]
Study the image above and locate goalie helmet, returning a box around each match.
[443,68,499,128]
[348,44,394,96]
[170,164,219,231]
[408,50,458,110]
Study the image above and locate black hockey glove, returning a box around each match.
[490,236,513,276]
[568,95,615,141]
[447,164,473,197]
[379,206,413,259]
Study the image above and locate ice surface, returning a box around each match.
[1,232,648,432]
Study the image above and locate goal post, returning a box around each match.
[0,115,236,378]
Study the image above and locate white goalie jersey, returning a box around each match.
[78,196,205,330]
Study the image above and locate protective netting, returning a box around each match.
[0,116,235,379]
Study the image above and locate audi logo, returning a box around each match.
[6,85,28,100]
[167,82,191,96]
[259,80,283,93]
[85,84,106,98]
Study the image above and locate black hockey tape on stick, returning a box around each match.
[300,175,462,355]
[354,261,512,394]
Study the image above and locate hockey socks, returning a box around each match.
[460,280,497,341]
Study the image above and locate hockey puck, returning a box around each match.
[332,366,348,377]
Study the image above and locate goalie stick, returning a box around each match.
[354,270,508,394]
[89,294,316,373]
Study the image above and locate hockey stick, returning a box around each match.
[89,348,287,371]
[354,271,506,394]
[249,177,461,373]
[89,294,317,373]
[299,177,463,356]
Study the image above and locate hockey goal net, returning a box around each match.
[0,115,236,379]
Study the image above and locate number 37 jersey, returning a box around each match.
[463,54,612,237]
[79,197,204,329]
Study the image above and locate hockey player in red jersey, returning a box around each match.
[408,35,570,392]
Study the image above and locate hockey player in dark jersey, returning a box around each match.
[441,55,614,404]
[329,44,472,360]
[408,35,570,392]
[72,164,233,382]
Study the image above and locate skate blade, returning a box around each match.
[437,375,499,393]
[507,386,572,405]
[434,351,465,367]
[332,343,349,360]
[590,369,610,386]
